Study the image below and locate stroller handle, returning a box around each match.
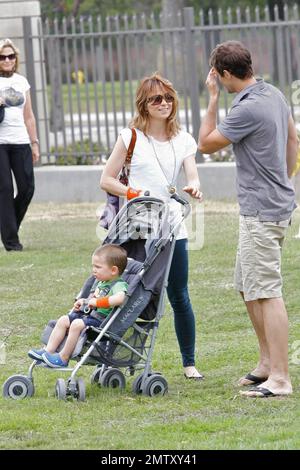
[127,190,190,217]
[171,193,191,218]
[170,193,189,206]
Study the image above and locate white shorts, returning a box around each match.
[234,215,289,301]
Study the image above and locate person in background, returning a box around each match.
[0,38,39,252]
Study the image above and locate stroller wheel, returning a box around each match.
[132,373,145,395]
[142,374,168,397]
[100,368,126,389]
[76,378,86,401]
[3,375,34,400]
[90,367,102,385]
[55,378,67,400]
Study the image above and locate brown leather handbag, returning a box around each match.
[99,128,137,229]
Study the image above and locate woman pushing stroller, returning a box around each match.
[28,244,128,368]
[100,72,204,380]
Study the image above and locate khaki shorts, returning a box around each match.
[234,215,289,301]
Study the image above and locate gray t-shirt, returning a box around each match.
[217,78,296,221]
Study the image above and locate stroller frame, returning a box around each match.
[3,194,190,401]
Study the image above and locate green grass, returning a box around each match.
[50,81,139,115]
[49,81,234,115]
[0,201,300,450]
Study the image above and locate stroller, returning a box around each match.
[3,193,190,401]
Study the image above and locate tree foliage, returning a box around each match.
[40,0,300,20]
[41,0,161,19]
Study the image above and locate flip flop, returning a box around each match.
[184,373,205,381]
[240,386,277,398]
[239,373,268,386]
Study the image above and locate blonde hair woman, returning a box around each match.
[101,72,204,380]
[0,38,39,251]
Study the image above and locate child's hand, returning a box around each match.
[73,298,84,310]
[88,298,97,308]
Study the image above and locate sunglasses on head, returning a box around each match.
[147,93,174,106]
[0,53,16,61]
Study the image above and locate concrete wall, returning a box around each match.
[33,163,238,203]
[32,162,300,203]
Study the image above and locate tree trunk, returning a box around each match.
[71,0,85,17]
[158,0,185,90]
[161,0,185,25]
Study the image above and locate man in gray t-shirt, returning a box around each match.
[198,41,299,399]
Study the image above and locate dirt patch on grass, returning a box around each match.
[27,203,101,221]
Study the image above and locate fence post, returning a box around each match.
[183,8,201,153]
[22,15,49,164]
[23,17,38,117]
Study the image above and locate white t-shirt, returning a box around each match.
[120,127,197,239]
[0,73,30,144]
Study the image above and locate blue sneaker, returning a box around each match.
[28,348,45,361]
[42,351,69,368]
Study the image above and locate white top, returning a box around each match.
[120,127,197,239]
[0,73,30,144]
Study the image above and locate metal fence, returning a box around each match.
[23,4,300,164]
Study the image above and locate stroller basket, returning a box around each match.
[84,321,154,367]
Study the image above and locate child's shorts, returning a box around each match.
[68,310,105,328]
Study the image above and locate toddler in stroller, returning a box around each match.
[28,244,128,368]
[3,193,190,401]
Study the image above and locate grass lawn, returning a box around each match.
[0,201,299,450]
[56,81,139,115]
[50,81,234,115]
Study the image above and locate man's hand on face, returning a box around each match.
[205,68,220,99]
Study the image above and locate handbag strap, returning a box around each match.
[125,128,137,165]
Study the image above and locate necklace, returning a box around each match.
[148,136,177,194]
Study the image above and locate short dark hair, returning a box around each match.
[93,244,127,275]
[209,41,253,79]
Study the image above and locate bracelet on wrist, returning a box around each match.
[31,139,39,145]
[126,187,142,200]
[95,296,110,308]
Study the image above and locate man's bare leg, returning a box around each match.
[238,294,270,385]
[241,297,292,396]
